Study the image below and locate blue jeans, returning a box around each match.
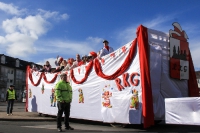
[7,99,14,114]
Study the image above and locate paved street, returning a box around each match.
[1,102,200,132]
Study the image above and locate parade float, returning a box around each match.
[26,23,199,128]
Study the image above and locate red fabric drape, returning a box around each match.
[25,65,30,112]
[188,49,199,96]
[28,71,58,86]
[29,71,43,86]
[70,60,93,84]
[137,25,154,128]
[94,39,137,80]
[43,73,58,84]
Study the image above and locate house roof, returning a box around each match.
[0,54,41,70]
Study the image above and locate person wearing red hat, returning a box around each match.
[88,51,97,62]
[99,40,114,58]
[52,56,64,73]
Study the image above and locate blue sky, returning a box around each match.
[0,0,200,69]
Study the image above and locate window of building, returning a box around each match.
[15,79,22,89]
[1,66,8,77]
[16,70,23,80]
[11,70,14,74]
[16,59,20,67]
[1,55,5,64]
[10,79,13,83]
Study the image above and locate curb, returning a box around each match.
[0,118,56,121]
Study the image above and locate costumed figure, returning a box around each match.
[130,89,139,109]
[50,88,56,107]
[41,83,45,94]
[102,91,112,108]
[78,88,84,103]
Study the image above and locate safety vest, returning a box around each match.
[7,89,15,100]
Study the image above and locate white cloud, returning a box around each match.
[38,9,58,19]
[117,26,137,45]
[0,2,25,15]
[143,15,172,29]
[61,13,69,20]
[37,58,57,68]
[36,40,95,57]
[38,9,69,20]
[86,36,102,45]
[3,32,36,57]
[2,16,49,39]
[0,15,49,57]
[0,36,6,43]
[0,2,69,59]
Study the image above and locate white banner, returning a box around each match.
[27,41,142,124]
[165,97,200,125]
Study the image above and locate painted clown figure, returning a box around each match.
[50,88,56,107]
[29,89,32,98]
[130,89,139,109]
[78,89,84,103]
[102,91,112,108]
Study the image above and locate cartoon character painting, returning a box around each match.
[41,83,45,94]
[29,89,32,98]
[102,91,112,108]
[130,89,139,109]
[78,88,84,103]
[50,88,56,107]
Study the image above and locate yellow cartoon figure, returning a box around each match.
[102,91,112,108]
[130,89,139,109]
[78,88,84,103]
[29,89,32,98]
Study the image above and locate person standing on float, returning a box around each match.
[98,40,114,58]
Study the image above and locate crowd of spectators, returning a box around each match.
[31,39,114,73]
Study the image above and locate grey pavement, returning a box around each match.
[2,102,200,133]
[0,101,56,121]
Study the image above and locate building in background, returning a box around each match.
[0,54,41,101]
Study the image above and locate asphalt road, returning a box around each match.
[1,102,200,133]
[1,121,200,133]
